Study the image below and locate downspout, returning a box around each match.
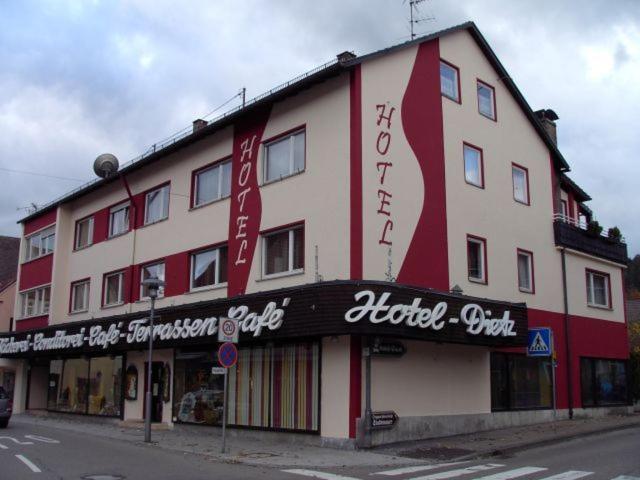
[363,337,372,448]
[560,248,573,419]
[120,175,137,313]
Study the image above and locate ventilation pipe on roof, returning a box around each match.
[336,51,357,64]
[192,119,208,133]
[534,109,559,145]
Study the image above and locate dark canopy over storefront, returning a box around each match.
[0,281,528,359]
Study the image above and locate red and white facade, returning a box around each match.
[1,22,630,446]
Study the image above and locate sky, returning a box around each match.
[0,0,639,256]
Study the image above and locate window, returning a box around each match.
[144,184,170,225]
[109,202,130,237]
[193,160,232,207]
[20,286,50,318]
[440,60,460,102]
[512,164,530,205]
[70,280,90,313]
[581,358,628,406]
[75,217,94,250]
[190,246,228,290]
[463,143,483,188]
[264,130,305,183]
[467,236,487,284]
[586,270,610,308]
[517,250,534,293]
[103,271,124,306]
[477,80,496,120]
[140,262,165,298]
[491,353,553,411]
[263,226,304,277]
[24,226,55,261]
[560,199,569,220]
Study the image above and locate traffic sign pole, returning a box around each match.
[217,342,238,455]
[221,368,228,454]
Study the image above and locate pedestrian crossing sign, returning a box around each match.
[527,328,552,357]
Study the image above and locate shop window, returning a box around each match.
[20,285,50,318]
[144,184,170,225]
[109,202,130,237]
[463,143,483,188]
[70,280,90,313]
[490,353,553,411]
[440,60,460,102]
[103,271,125,306]
[264,130,305,183]
[581,358,628,406]
[140,262,165,299]
[193,160,232,207]
[467,235,487,284]
[74,216,94,250]
[190,246,228,290]
[477,80,496,120]
[262,226,304,277]
[586,269,610,308]
[25,226,55,261]
[512,164,530,205]
[517,249,534,293]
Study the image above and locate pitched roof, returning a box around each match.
[0,236,20,292]
[20,21,572,224]
[560,173,591,202]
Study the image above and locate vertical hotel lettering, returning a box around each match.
[375,103,395,246]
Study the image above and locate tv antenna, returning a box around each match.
[405,0,434,39]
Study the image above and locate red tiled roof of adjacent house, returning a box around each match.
[0,236,20,293]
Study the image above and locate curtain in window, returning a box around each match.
[592,275,607,305]
[265,231,289,275]
[513,168,526,201]
[440,64,457,98]
[518,254,531,290]
[478,85,493,116]
[192,250,217,288]
[196,167,219,205]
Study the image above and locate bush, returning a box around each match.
[587,220,603,236]
[607,226,622,241]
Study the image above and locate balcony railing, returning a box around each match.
[553,215,628,264]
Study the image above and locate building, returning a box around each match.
[0,236,20,401]
[0,22,630,447]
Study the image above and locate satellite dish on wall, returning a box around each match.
[93,153,119,179]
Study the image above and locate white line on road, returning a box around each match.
[470,467,547,480]
[374,462,469,476]
[15,454,42,473]
[537,471,593,480]
[24,435,60,444]
[409,464,505,480]
[0,443,7,449]
[0,436,34,445]
[282,469,362,480]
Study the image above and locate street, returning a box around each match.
[0,420,638,479]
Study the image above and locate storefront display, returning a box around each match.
[580,358,628,406]
[490,353,552,410]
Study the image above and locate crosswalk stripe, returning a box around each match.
[408,463,505,480]
[282,469,361,480]
[470,467,547,480]
[374,462,469,476]
[537,471,593,480]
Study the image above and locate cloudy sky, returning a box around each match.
[1,0,638,256]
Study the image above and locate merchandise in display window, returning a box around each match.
[580,357,628,406]
[490,352,553,411]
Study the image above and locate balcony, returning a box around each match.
[553,215,628,264]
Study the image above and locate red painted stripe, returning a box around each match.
[15,315,48,331]
[23,210,57,236]
[350,66,363,280]
[397,39,449,290]
[19,255,53,291]
[348,335,362,439]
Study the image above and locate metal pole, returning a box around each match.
[363,337,372,448]
[552,358,557,418]
[144,297,155,443]
[560,248,574,419]
[221,369,228,454]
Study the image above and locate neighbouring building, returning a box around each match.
[0,22,630,447]
[0,236,20,401]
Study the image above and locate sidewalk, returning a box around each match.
[11,412,640,468]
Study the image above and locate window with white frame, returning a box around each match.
[477,81,496,120]
[512,165,530,204]
[103,271,125,306]
[440,61,460,102]
[75,216,94,250]
[467,236,487,283]
[263,226,304,277]
[70,280,90,313]
[194,160,232,207]
[109,202,130,237]
[20,285,50,318]
[560,199,569,220]
[517,250,534,293]
[586,270,610,308]
[463,144,483,187]
[190,246,228,290]
[140,262,165,298]
[24,226,55,261]
[144,184,170,225]
[264,131,305,183]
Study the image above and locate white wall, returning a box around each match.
[320,336,351,439]
[124,349,173,424]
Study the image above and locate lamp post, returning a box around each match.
[142,276,165,443]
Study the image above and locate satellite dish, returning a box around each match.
[93,153,119,179]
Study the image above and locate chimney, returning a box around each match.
[336,51,357,64]
[192,119,207,133]
[534,109,559,145]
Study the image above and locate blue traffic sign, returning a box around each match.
[218,342,238,368]
[527,328,552,357]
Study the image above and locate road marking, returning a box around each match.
[282,469,361,480]
[0,443,7,449]
[25,435,60,444]
[15,454,42,473]
[537,471,593,480]
[470,467,547,480]
[610,477,640,480]
[409,464,505,480]
[0,436,34,445]
[374,462,469,476]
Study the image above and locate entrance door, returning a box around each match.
[143,362,164,423]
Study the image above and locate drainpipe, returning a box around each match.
[120,175,138,313]
[363,337,372,448]
[560,248,574,419]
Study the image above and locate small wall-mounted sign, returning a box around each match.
[371,341,406,357]
[371,410,398,429]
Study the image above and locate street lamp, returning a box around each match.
[142,276,165,443]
